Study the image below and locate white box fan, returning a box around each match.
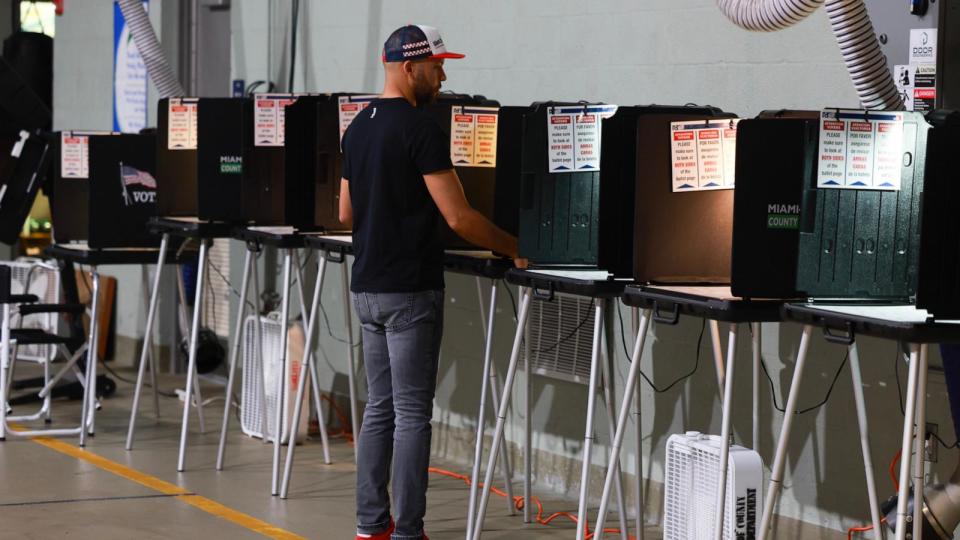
[239,313,310,444]
[663,432,763,540]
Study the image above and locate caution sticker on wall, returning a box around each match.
[450,105,499,168]
[338,95,378,142]
[670,118,739,192]
[816,109,904,191]
[254,93,300,147]
[167,98,198,150]
[546,104,618,173]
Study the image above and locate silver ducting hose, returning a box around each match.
[717,0,903,110]
[117,0,185,98]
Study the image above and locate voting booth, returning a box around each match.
[52,131,159,248]
[284,93,377,232]
[518,102,616,266]
[730,110,820,298]
[423,93,502,249]
[599,105,735,280]
[796,110,929,299]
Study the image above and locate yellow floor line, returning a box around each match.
[22,431,305,540]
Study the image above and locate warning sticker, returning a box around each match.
[167,98,198,150]
[895,64,936,112]
[817,110,904,190]
[338,95,378,142]
[254,93,300,147]
[546,104,618,173]
[670,118,739,192]
[450,105,499,168]
[60,131,91,179]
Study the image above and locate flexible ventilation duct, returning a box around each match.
[116,0,185,98]
[717,0,903,110]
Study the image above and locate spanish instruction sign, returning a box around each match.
[546,104,618,173]
[254,93,299,147]
[670,118,740,192]
[167,98,198,150]
[450,106,499,167]
[817,110,904,191]
[338,95,378,141]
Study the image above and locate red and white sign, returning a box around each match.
[254,93,299,147]
[167,98,198,150]
[817,109,904,190]
[670,118,739,192]
[546,105,617,173]
[60,132,90,179]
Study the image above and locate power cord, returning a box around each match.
[529,297,595,355]
[615,302,706,393]
[892,347,960,450]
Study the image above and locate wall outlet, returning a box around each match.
[926,422,939,463]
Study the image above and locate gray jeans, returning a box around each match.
[353,290,444,540]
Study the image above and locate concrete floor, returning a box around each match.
[0,365,653,539]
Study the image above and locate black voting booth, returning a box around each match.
[0,131,50,245]
[423,93,502,249]
[284,93,379,232]
[52,131,159,248]
[492,105,528,237]
[917,110,960,317]
[795,110,929,300]
[730,110,820,298]
[156,97,249,222]
[599,105,735,280]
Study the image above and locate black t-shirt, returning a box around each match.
[341,98,453,293]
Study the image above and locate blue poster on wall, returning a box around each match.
[113,1,149,133]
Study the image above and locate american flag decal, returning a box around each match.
[121,165,157,189]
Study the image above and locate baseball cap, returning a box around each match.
[382,25,465,62]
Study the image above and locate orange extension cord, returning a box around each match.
[319,394,636,539]
[846,450,902,539]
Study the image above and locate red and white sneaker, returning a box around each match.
[355,520,394,540]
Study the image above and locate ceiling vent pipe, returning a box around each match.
[116,0,186,98]
[717,0,903,110]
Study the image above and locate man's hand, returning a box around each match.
[513,257,529,269]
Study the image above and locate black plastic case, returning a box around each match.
[730,110,820,298]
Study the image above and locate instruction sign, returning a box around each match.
[338,95,378,141]
[450,105,499,167]
[817,110,904,190]
[60,131,109,179]
[60,132,90,179]
[546,104,618,173]
[670,118,740,192]
[167,98,198,150]
[254,93,299,147]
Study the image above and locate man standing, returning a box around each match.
[339,25,525,540]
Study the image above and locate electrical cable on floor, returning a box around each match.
[615,302,706,393]
[321,393,634,539]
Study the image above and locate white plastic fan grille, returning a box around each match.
[663,433,763,540]
[5,260,60,363]
[240,314,287,442]
[527,293,595,384]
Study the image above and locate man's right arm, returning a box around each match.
[423,169,526,268]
